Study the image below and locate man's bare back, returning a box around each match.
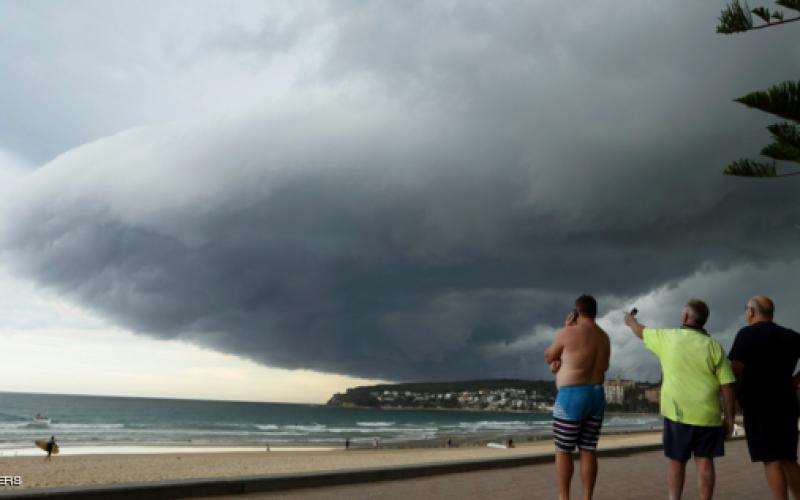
[545,321,610,388]
[544,296,610,500]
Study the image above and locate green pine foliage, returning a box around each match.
[752,6,772,22]
[776,0,800,11]
[735,81,800,122]
[717,0,800,33]
[768,122,800,147]
[718,2,800,177]
[718,0,754,33]
[724,82,800,177]
[723,159,777,177]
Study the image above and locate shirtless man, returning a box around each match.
[544,294,611,500]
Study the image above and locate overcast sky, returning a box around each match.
[1,0,799,401]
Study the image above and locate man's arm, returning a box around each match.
[623,312,645,339]
[793,371,800,389]
[720,383,736,438]
[601,333,611,373]
[730,360,745,387]
[544,330,565,364]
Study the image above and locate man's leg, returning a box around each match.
[579,449,598,500]
[576,414,603,500]
[763,461,788,500]
[779,461,800,499]
[695,457,715,500]
[553,411,581,500]
[556,451,574,500]
[667,459,687,500]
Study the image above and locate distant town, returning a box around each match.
[327,377,660,413]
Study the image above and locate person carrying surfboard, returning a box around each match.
[45,436,56,462]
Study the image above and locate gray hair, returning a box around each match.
[685,299,710,327]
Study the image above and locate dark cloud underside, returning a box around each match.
[2,0,799,381]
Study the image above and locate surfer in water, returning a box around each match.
[45,436,57,462]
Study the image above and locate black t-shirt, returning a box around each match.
[728,321,800,410]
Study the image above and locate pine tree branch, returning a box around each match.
[752,6,772,22]
[718,0,754,33]
[717,0,800,33]
[724,159,800,177]
[761,141,800,161]
[768,122,800,148]
[776,0,800,13]
[743,14,800,30]
[735,81,800,122]
[724,159,777,177]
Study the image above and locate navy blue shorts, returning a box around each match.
[743,406,798,462]
[663,418,724,461]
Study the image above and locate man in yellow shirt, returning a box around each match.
[624,299,736,500]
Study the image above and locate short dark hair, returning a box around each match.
[685,299,709,327]
[575,294,597,319]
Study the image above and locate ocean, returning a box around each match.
[0,392,661,455]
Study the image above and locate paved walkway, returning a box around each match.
[198,440,769,499]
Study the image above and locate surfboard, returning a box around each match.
[34,440,59,455]
[486,442,507,449]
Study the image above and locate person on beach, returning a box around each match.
[544,294,610,500]
[45,435,56,462]
[624,299,736,500]
[728,296,800,500]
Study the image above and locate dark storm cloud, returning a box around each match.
[2,0,800,381]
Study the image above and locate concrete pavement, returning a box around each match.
[198,440,769,500]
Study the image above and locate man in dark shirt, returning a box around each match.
[729,296,800,500]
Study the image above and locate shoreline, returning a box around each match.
[0,445,337,458]
[327,403,553,414]
[0,423,663,458]
[0,430,665,491]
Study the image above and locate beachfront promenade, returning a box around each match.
[199,440,768,500]
[0,438,770,499]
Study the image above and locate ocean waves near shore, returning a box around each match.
[0,392,661,452]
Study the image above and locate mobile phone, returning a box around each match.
[571,309,579,324]
[630,307,638,316]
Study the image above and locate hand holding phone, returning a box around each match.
[623,307,639,328]
[565,310,578,327]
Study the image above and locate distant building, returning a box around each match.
[604,375,635,404]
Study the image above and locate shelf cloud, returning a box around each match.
[2,0,799,382]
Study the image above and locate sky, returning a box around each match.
[1,0,799,403]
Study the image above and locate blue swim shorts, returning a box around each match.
[552,384,606,453]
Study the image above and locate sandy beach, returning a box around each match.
[0,432,662,490]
